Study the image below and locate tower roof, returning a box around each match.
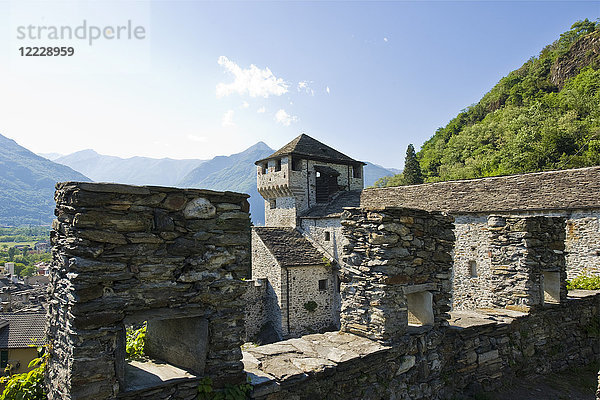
[255,134,366,166]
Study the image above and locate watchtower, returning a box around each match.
[255,134,366,227]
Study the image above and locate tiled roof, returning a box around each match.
[254,227,325,267]
[359,166,600,214]
[256,134,365,166]
[300,191,361,218]
[0,312,46,349]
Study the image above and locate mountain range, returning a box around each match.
[0,134,91,226]
[50,143,397,225]
[1,135,397,225]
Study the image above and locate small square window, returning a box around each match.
[543,271,560,305]
[275,159,281,172]
[324,232,331,241]
[292,158,302,171]
[0,350,8,369]
[407,291,434,326]
[269,200,276,209]
[469,260,477,278]
[352,165,362,178]
[318,279,328,291]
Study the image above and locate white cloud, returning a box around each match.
[187,134,207,143]
[326,86,330,94]
[216,56,289,98]
[297,80,315,96]
[241,101,249,108]
[384,37,388,42]
[257,106,266,114]
[222,110,235,127]
[275,109,298,126]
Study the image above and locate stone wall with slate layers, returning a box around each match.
[47,182,251,400]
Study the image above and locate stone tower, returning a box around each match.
[255,134,366,227]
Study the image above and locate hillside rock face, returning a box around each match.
[551,31,600,88]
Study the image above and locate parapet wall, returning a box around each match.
[487,215,567,309]
[453,215,567,311]
[246,206,598,399]
[47,182,251,400]
[340,207,454,341]
[248,293,599,400]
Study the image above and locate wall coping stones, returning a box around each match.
[360,166,600,214]
[243,331,391,396]
[58,181,251,199]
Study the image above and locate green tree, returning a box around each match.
[402,144,424,185]
[7,247,15,262]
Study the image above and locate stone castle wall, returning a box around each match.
[47,182,251,399]
[452,210,600,285]
[452,215,494,309]
[299,217,346,263]
[565,209,600,278]
[249,231,284,341]
[452,215,567,310]
[339,207,454,341]
[264,196,296,228]
[287,264,339,336]
[487,215,567,309]
[246,207,598,400]
[249,293,599,400]
[243,279,269,342]
[46,181,599,400]
[360,167,600,279]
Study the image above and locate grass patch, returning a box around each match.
[0,241,37,248]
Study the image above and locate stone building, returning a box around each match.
[247,135,600,339]
[247,134,364,341]
[0,311,46,376]
[255,133,365,228]
[246,227,338,341]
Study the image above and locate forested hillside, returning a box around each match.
[386,20,600,185]
[0,134,91,225]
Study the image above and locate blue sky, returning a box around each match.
[1,1,598,168]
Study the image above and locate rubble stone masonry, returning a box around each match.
[339,207,454,342]
[47,182,251,400]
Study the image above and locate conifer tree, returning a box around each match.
[402,144,423,185]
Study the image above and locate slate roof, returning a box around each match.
[359,166,600,214]
[255,134,366,166]
[254,227,325,267]
[300,191,362,218]
[298,167,600,217]
[0,312,46,349]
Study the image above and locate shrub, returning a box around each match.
[567,275,600,290]
[0,347,48,400]
[126,322,147,360]
[303,301,318,312]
